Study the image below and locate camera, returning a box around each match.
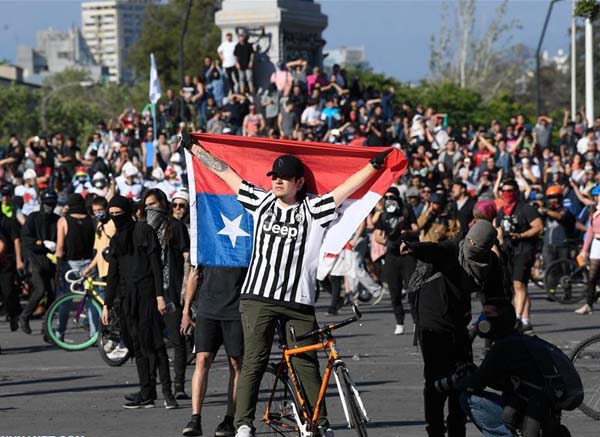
[433,363,476,393]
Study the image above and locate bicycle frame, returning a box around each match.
[65,269,107,320]
[264,312,368,435]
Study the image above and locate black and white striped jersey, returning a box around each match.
[237,180,337,309]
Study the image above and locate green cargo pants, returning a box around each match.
[235,298,328,430]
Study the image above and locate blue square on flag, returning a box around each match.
[196,193,254,267]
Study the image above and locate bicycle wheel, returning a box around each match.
[255,364,303,436]
[98,307,130,366]
[45,292,101,351]
[570,333,600,420]
[543,259,587,304]
[334,363,368,437]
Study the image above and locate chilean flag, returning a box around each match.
[185,134,408,267]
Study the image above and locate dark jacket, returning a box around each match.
[21,210,58,266]
[409,240,506,332]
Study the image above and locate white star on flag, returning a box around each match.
[217,213,250,248]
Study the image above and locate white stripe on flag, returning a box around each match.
[184,149,199,266]
[321,190,382,255]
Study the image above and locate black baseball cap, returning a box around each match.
[266,154,305,179]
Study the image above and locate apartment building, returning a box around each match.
[81,0,154,83]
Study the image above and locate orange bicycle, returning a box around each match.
[256,305,369,437]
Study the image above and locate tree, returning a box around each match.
[128,0,222,89]
[429,0,527,99]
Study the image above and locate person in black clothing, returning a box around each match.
[234,33,254,94]
[400,220,503,437]
[373,187,418,335]
[0,191,25,332]
[55,194,96,338]
[495,179,543,333]
[458,299,578,437]
[141,189,190,400]
[450,181,476,237]
[19,190,59,334]
[102,195,178,410]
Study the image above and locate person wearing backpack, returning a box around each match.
[457,298,582,437]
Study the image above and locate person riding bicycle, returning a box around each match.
[400,220,505,437]
[539,185,575,298]
[181,133,396,437]
[457,298,581,437]
[576,184,600,315]
[19,190,59,335]
[495,179,543,333]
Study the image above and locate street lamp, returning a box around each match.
[536,0,564,117]
[40,81,94,134]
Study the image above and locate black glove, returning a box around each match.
[369,148,393,170]
[178,131,193,151]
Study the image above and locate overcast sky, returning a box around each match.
[0,0,575,81]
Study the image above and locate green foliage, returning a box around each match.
[575,0,600,20]
[0,84,40,141]
[346,66,533,128]
[128,0,222,88]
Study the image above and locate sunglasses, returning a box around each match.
[173,202,187,209]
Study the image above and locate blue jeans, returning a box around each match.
[57,259,97,337]
[460,391,514,437]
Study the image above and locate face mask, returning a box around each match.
[1,203,14,218]
[94,211,108,223]
[502,191,518,204]
[145,206,166,229]
[110,213,132,231]
[43,204,55,214]
[384,198,400,214]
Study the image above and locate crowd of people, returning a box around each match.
[0,31,596,437]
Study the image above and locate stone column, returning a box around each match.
[215,0,327,91]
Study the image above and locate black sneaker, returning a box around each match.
[164,394,179,409]
[174,385,190,400]
[123,398,155,409]
[9,316,18,332]
[19,317,32,335]
[215,417,235,437]
[182,417,202,436]
[125,390,157,402]
[521,322,534,334]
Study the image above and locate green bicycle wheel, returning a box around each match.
[45,292,102,351]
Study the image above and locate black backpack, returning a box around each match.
[525,336,583,411]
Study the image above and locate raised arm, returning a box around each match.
[181,132,242,193]
[331,149,393,207]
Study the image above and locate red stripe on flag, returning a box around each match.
[189,133,407,197]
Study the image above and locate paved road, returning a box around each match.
[1,287,599,437]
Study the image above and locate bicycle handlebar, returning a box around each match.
[292,304,362,343]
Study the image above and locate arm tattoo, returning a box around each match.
[194,149,229,172]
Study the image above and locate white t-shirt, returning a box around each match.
[116,176,143,201]
[218,41,237,68]
[14,185,39,216]
[577,137,592,154]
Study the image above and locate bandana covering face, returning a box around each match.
[502,191,518,215]
[458,220,497,288]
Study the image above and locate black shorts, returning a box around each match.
[511,253,535,283]
[194,317,244,357]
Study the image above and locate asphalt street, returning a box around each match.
[1,287,599,437]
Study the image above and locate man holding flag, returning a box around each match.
[180,133,405,437]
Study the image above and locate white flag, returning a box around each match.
[149,53,161,104]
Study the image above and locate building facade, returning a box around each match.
[16,26,105,85]
[81,0,153,83]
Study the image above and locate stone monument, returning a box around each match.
[215,0,328,90]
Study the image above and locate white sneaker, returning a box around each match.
[394,324,404,335]
[371,286,386,306]
[235,425,254,437]
[575,304,593,315]
[324,428,334,437]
